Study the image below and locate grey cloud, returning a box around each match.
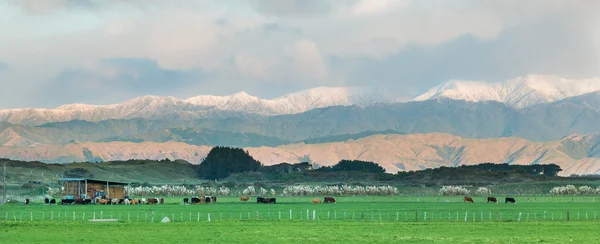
[251,0,336,17]
[36,58,204,107]
[330,10,599,96]
[0,62,9,73]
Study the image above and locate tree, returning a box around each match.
[196,146,262,180]
[317,159,386,173]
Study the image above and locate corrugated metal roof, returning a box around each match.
[59,178,129,184]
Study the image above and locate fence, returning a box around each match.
[1,210,598,223]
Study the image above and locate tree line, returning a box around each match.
[196,147,562,180]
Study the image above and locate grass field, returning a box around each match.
[2,196,600,243]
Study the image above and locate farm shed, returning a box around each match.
[59,178,129,200]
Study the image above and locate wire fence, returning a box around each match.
[1,210,598,223]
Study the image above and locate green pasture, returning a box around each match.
[1,221,599,243]
[2,196,600,222]
[2,196,600,243]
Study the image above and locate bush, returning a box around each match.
[475,187,491,195]
[439,186,470,196]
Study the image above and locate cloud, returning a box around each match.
[37,58,203,107]
[0,0,598,108]
[0,62,9,73]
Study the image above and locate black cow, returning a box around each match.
[84,199,92,204]
[25,199,30,204]
[324,197,336,204]
[505,197,516,203]
[44,198,49,204]
[487,197,497,203]
[191,197,201,204]
[257,197,276,204]
[49,199,56,204]
[61,199,75,205]
[183,198,189,204]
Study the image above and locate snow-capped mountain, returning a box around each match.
[0,87,406,125]
[185,87,405,114]
[411,75,600,109]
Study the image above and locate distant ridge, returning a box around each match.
[412,74,600,109]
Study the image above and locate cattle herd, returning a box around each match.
[40,197,166,205]
[29,195,513,205]
[464,196,517,204]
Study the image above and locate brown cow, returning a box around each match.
[464,196,474,203]
[240,196,250,202]
[487,197,497,203]
[147,198,158,204]
[324,196,336,204]
[130,199,140,205]
[312,198,322,204]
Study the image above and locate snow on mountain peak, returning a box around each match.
[412,75,600,109]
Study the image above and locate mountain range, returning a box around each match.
[2,74,600,175]
[1,133,599,176]
[2,75,600,126]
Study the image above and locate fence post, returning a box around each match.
[518,212,521,222]
[73,211,75,221]
[290,210,292,220]
[198,212,200,222]
[312,210,316,221]
[100,211,103,219]
[424,212,427,221]
[208,213,211,222]
[83,213,85,221]
[464,211,468,222]
[30,212,33,221]
[396,212,399,221]
[279,211,281,220]
[307,209,309,220]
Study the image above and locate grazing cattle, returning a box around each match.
[312,198,322,204]
[44,198,49,204]
[130,199,140,205]
[464,196,474,203]
[25,199,29,204]
[124,199,130,205]
[111,198,120,205]
[487,197,498,203]
[257,197,276,204]
[75,199,85,205]
[210,196,216,203]
[49,199,56,204]
[141,198,147,204]
[98,199,110,205]
[84,199,92,204]
[183,198,189,204]
[61,199,75,205]
[505,197,516,203]
[324,197,336,204]
[191,197,201,204]
[147,198,158,204]
[240,196,250,202]
[160,198,165,204]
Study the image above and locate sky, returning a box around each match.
[0,0,599,108]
